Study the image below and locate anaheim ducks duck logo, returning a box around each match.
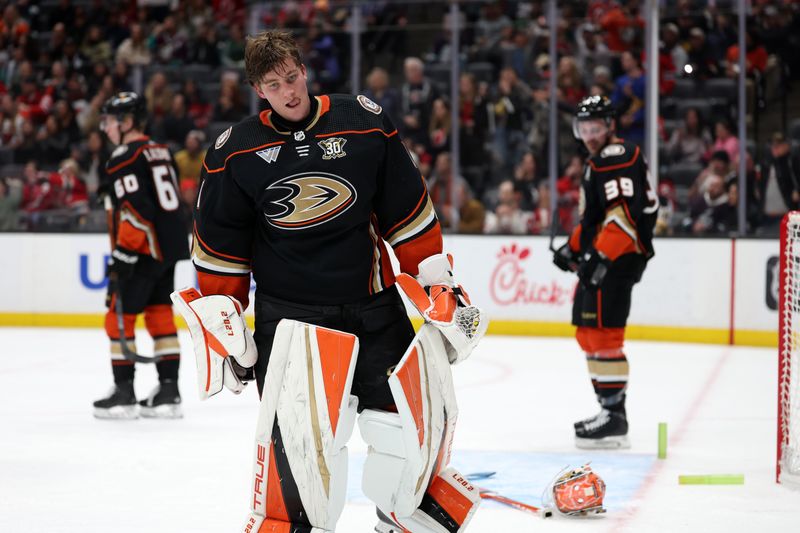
[263,172,357,230]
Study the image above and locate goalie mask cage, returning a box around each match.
[779,211,800,487]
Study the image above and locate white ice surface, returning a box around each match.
[0,329,798,532]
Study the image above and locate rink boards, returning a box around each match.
[0,233,778,346]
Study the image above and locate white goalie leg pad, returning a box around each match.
[249,319,359,531]
[361,324,479,531]
[170,287,257,400]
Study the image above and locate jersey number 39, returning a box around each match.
[604,177,634,201]
[114,164,180,211]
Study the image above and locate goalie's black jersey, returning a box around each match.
[105,137,189,264]
[193,94,442,308]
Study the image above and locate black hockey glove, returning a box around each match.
[553,243,579,272]
[108,246,139,280]
[577,249,611,289]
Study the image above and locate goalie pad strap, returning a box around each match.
[251,320,359,531]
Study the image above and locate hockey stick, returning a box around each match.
[477,488,552,518]
[104,196,160,364]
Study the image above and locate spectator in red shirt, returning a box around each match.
[21,161,57,213]
[599,0,644,53]
[725,27,768,78]
[53,158,88,211]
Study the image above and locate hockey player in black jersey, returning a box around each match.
[94,92,188,419]
[553,95,658,449]
[173,30,487,533]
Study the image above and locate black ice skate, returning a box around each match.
[574,408,630,449]
[139,379,182,419]
[93,381,138,420]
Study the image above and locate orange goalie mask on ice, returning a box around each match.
[546,464,606,517]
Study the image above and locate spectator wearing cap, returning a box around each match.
[590,65,615,96]
[684,173,730,234]
[174,130,207,189]
[756,132,800,234]
[575,22,609,83]
[662,22,687,75]
[53,158,88,212]
[685,27,720,79]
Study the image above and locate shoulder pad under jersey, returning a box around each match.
[589,141,641,172]
[204,115,281,172]
[327,93,389,131]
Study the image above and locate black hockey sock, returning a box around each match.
[112,361,135,384]
[156,354,180,382]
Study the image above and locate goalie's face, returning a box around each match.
[573,118,611,155]
[253,61,310,123]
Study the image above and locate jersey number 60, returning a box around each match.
[114,164,180,211]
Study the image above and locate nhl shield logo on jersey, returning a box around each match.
[263,172,357,230]
[215,126,232,149]
[357,94,382,115]
[318,137,347,160]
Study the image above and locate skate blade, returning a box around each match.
[575,435,630,450]
[140,403,183,419]
[93,405,139,420]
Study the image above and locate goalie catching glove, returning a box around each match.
[395,253,488,364]
[170,287,257,400]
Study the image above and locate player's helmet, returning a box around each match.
[101,91,146,128]
[572,95,615,140]
[544,464,606,516]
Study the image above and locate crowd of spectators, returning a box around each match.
[0,0,798,237]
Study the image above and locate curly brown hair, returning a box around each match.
[244,30,303,86]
